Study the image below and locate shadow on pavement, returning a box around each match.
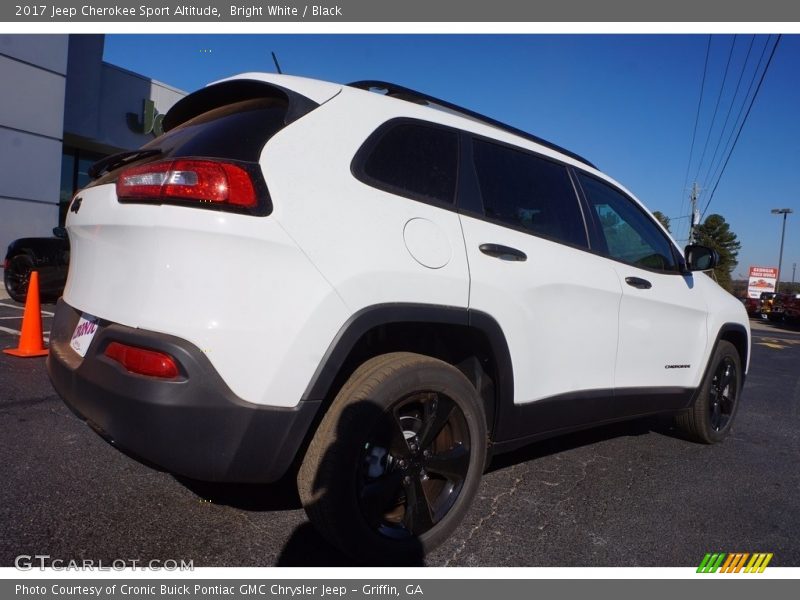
[275,523,360,566]
[487,415,677,473]
[176,475,302,512]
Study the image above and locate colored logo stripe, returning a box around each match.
[697,552,773,573]
[720,553,749,573]
[745,553,773,573]
[697,553,726,573]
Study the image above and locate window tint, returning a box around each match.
[92,98,289,188]
[360,122,458,204]
[472,139,588,248]
[145,97,289,162]
[578,173,679,272]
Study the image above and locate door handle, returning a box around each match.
[625,276,652,289]
[479,243,527,262]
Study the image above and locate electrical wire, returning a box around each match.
[678,35,712,237]
[701,34,782,218]
[692,35,737,186]
[700,35,756,188]
[704,35,771,201]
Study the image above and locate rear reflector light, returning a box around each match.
[116,159,257,207]
[105,341,180,379]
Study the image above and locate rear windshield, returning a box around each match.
[145,97,288,161]
[91,97,288,185]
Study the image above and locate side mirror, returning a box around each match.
[53,227,67,239]
[684,244,719,272]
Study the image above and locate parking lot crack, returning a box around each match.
[443,474,524,566]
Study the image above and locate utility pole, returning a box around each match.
[793,262,797,289]
[689,182,700,244]
[771,208,793,293]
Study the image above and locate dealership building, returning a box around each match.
[0,34,185,260]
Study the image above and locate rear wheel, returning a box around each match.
[675,340,742,444]
[4,253,34,303]
[297,352,486,564]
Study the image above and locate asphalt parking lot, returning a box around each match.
[0,297,798,568]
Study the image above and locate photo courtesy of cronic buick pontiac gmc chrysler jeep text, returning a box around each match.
[47,73,751,564]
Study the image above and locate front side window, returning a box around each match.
[357,121,459,205]
[578,173,679,272]
[471,139,588,248]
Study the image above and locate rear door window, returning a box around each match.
[471,139,588,248]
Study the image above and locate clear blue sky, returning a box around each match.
[104,34,800,281]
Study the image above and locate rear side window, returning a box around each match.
[472,139,588,248]
[355,121,459,205]
[578,173,680,272]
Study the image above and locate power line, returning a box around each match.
[701,34,782,218]
[692,35,737,185]
[679,35,712,230]
[705,35,771,199]
[700,35,755,187]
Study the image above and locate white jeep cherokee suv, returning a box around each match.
[48,73,750,563]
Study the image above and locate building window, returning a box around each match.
[59,147,106,226]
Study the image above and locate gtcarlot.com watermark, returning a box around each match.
[15,555,194,571]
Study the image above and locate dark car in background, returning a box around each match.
[783,294,800,324]
[744,296,762,317]
[3,228,69,303]
[769,292,800,325]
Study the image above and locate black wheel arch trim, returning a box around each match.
[300,307,749,453]
[300,303,515,441]
[706,322,749,385]
[673,321,748,419]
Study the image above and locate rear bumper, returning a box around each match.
[46,299,320,483]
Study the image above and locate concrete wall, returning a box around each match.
[0,34,68,257]
[1,34,186,274]
[64,35,185,153]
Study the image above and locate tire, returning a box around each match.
[3,253,34,303]
[297,352,487,564]
[675,340,742,444]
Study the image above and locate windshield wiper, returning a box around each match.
[88,149,162,179]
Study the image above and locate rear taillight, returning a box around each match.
[116,159,257,208]
[105,341,180,379]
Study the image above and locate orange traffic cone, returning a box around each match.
[3,270,48,357]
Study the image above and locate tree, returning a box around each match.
[694,213,741,292]
[652,211,671,233]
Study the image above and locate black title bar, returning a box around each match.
[4,0,800,22]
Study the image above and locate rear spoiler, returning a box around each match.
[163,79,320,132]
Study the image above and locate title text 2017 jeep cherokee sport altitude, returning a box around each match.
[48,73,750,563]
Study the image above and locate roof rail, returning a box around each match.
[348,80,597,169]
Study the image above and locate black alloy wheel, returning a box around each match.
[675,340,742,444]
[358,391,471,539]
[708,356,737,432]
[298,352,487,564]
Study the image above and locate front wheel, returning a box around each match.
[297,352,487,564]
[675,340,742,444]
[4,253,34,303]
